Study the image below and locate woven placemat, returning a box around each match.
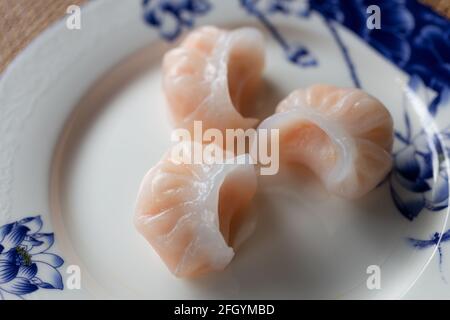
[424,0,450,17]
[0,0,86,73]
[0,0,448,74]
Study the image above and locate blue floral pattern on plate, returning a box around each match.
[310,0,449,108]
[142,0,211,41]
[0,216,64,299]
[239,0,319,69]
[408,229,450,281]
[390,76,449,221]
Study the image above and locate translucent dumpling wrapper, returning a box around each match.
[162,26,265,132]
[257,84,394,199]
[134,142,258,277]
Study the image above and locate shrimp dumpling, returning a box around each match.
[162,26,265,132]
[134,142,257,277]
[258,84,393,199]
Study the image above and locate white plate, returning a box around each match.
[0,0,449,299]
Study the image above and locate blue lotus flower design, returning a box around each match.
[0,216,64,299]
[142,0,211,41]
[391,135,449,219]
[390,76,450,220]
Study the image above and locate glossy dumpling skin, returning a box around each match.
[258,84,394,199]
[162,26,265,132]
[134,142,257,277]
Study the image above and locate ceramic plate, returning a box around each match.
[0,0,449,299]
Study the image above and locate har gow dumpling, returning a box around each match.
[162,26,265,132]
[134,142,257,277]
[258,84,393,199]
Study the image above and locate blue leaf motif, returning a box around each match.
[142,0,212,41]
[429,87,450,116]
[403,106,412,141]
[287,45,317,67]
[390,181,425,221]
[267,0,291,14]
[408,230,450,281]
[239,0,319,69]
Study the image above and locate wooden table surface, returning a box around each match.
[0,0,86,73]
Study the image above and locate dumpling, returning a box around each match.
[257,84,393,199]
[134,142,257,277]
[162,26,265,132]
